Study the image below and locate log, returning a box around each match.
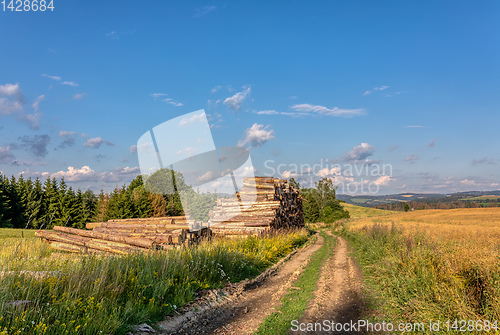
[53,226,156,249]
[49,241,103,254]
[36,230,148,254]
[100,222,189,230]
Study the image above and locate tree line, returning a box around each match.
[0,171,202,229]
[375,200,499,212]
[0,171,348,229]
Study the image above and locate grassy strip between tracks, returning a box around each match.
[255,230,335,334]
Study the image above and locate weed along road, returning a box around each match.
[157,229,366,335]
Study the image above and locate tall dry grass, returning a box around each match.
[0,229,309,334]
[338,208,500,327]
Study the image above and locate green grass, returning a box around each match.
[0,230,309,334]
[255,231,335,334]
[0,228,36,239]
[341,203,396,219]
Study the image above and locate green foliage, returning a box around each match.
[179,189,217,222]
[0,169,207,229]
[404,202,410,212]
[0,175,12,228]
[301,178,350,223]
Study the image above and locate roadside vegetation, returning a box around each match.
[336,206,500,333]
[0,229,309,334]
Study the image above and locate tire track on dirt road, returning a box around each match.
[295,232,365,334]
[158,233,324,335]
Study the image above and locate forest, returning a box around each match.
[0,171,349,229]
[375,199,499,212]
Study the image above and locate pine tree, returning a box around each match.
[2,176,23,227]
[0,175,12,228]
[82,189,97,224]
[43,177,60,229]
[25,178,44,228]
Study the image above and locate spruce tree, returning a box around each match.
[25,178,44,228]
[0,175,12,228]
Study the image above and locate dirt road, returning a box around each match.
[298,232,365,334]
[156,231,366,335]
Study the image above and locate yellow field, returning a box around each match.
[347,207,500,268]
[340,206,500,322]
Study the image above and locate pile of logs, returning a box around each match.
[209,177,304,236]
[35,177,304,254]
[35,216,211,255]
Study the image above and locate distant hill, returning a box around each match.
[337,190,500,207]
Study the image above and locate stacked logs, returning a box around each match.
[209,177,304,236]
[35,177,304,253]
[35,216,211,255]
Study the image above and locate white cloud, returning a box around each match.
[0,83,22,96]
[176,147,197,157]
[59,131,76,137]
[106,31,119,39]
[198,171,214,182]
[0,84,33,126]
[224,87,251,112]
[32,95,45,113]
[363,85,390,95]
[150,93,168,98]
[237,123,274,148]
[129,145,138,154]
[194,5,216,18]
[58,131,77,148]
[62,81,79,87]
[345,143,376,163]
[49,165,140,183]
[291,104,365,117]
[405,125,423,128]
[51,166,96,182]
[404,154,419,162]
[211,85,222,93]
[256,110,279,115]
[374,175,391,186]
[41,74,61,81]
[178,113,206,126]
[162,98,183,107]
[73,93,86,100]
[83,136,114,148]
[317,167,341,178]
[149,93,182,106]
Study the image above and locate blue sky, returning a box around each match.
[1,1,499,195]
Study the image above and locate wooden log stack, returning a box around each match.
[209,177,304,236]
[36,177,304,253]
[35,216,211,255]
